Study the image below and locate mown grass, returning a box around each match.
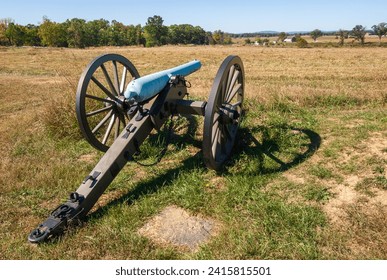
[0,46,386,259]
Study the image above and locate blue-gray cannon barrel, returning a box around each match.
[124,60,201,103]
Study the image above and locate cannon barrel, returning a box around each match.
[124,60,201,103]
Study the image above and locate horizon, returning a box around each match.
[2,0,386,33]
[0,17,381,36]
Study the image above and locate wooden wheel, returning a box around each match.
[203,55,244,170]
[76,54,140,151]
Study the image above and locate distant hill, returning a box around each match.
[258,31,280,34]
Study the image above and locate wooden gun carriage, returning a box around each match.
[28,54,244,243]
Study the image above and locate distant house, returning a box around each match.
[284,36,296,43]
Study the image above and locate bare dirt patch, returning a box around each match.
[138,205,220,251]
[205,176,227,192]
[78,153,97,163]
[365,132,387,159]
[322,184,360,224]
[318,131,387,257]
[282,172,306,185]
[324,132,386,220]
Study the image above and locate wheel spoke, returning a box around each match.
[114,115,120,139]
[112,61,120,95]
[226,70,240,99]
[225,65,235,97]
[212,112,220,125]
[216,125,224,158]
[232,100,242,107]
[120,67,128,94]
[229,70,239,91]
[123,115,128,126]
[100,63,119,96]
[120,114,127,133]
[211,119,220,144]
[86,105,113,117]
[85,94,115,104]
[219,125,227,154]
[212,124,221,158]
[91,75,117,100]
[91,110,113,133]
[102,114,116,144]
[226,83,242,103]
[219,82,226,107]
[124,112,131,123]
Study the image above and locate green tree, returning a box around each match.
[371,22,387,45]
[168,24,206,45]
[125,24,141,45]
[143,15,168,47]
[5,22,26,46]
[169,24,184,44]
[134,24,145,46]
[212,30,232,44]
[278,32,287,42]
[337,29,348,46]
[38,17,67,47]
[108,20,128,46]
[0,18,14,45]
[24,24,41,46]
[85,19,110,46]
[212,30,223,44]
[192,26,207,44]
[310,29,322,42]
[352,25,366,45]
[66,18,87,48]
[207,31,215,45]
[296,36,308,48]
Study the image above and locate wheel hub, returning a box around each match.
[114,96,127,112]
[105,96,127,114]
[219,104,240,124]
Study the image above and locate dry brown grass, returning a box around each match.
[2,45,385,106]
[0,45,386,259]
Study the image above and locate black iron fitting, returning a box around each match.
[51,204,72,219]
[82,171,101,184]
[69,192,84,203]
[169,75,183,86]
[135,106,149,121]
[28,200,84,243]
[124,102,138,119]
[219,105,240,124]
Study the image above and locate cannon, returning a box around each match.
[28,54,245,243]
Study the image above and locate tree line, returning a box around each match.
[0,15,231,48]
[1,15,385,48]
[307,24,387,45]
[243,23,386,48]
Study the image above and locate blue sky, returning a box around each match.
[2,0,386,32]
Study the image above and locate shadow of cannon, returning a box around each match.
[230,124,321,175]
[87,121,321,222]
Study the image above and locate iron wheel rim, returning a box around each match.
[203,55,244,170]
[76,54,140,152]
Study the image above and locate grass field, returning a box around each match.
[0,45,386,259]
